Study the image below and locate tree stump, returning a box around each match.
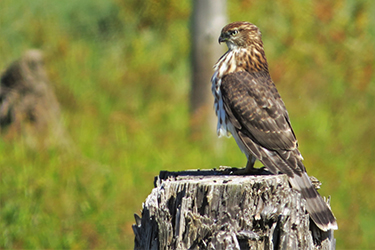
[0,50,69,147]
[133,168,335,250]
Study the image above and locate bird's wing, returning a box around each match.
[220,71,337,231]
[220,71,297,152]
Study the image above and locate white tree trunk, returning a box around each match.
[190,0,227,134]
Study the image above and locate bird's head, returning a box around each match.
[218,22,263,50]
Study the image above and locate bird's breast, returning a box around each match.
[212,69,231,138]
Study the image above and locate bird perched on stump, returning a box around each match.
[211,21,337,231]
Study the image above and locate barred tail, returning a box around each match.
[237,131,338,231]
[289,173,338,231]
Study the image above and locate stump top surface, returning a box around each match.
[135,168,335,250]
[155,168,288,188]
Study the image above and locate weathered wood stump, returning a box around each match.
[133,168,335,250]
[0,50,69,147]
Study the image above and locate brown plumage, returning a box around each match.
[211,21,337,231]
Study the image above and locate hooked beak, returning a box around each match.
[218,35,226,44]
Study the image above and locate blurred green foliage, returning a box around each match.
[0,0,374,248]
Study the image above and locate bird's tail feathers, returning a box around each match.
[256,146,337,231]
[238,132,337,231]
[289,173,338,231]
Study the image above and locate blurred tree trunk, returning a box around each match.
[190,0,227,138]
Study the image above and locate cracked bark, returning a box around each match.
[133,168,335,250]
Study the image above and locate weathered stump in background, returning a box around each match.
[133,168,335,250]
[0,50,68,147]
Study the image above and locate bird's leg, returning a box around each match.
[244,156,256,172]
[227,155,266,175]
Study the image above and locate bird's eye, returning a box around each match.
[229,30,238,36]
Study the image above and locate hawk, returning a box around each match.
[211,21,337,231]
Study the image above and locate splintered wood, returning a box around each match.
[133,170,335,250]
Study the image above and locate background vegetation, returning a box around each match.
[0,0,374,248]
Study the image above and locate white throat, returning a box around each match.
[226,41,239,51]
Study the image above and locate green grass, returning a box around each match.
[1,0,375,248]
